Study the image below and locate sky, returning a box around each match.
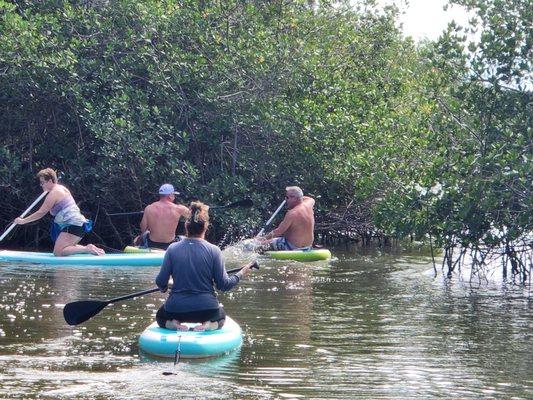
[385,0,473,41]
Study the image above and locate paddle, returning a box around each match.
[106,198,253,217]
[257,200,286,236]
[105,211,143,217]
[0,191,49,242]
[210,198,253,210]
[63,261,259,325]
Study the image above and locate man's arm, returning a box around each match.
[139,206,149,233]
[175,204,190,220]
[265,213,293,239]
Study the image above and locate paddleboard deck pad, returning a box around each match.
[265,249,331,261]
[138,316,243,358]
[123,246,165,253]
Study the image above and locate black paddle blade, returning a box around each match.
[211,198,253,210]
[63,300,109,326]
[232,198,253,208]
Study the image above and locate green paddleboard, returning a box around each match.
[265,249,331,262]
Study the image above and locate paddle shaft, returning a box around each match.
[210,198,253,210]
[0,191,49,241]
[101,263,253,304]
[227,262,259,274]
[258,200,286,236]
[107,287,160,304]
[106,211,143,217]
[107,199,253,217]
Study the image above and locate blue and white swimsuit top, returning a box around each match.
[50,195,87,228]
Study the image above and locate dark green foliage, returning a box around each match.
[375,0,531,278]
[0,0,426,246]
[0,0,530,277]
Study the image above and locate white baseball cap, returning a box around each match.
[158,183,179,195]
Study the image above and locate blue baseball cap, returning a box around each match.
[158,184,179,195]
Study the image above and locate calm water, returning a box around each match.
[0,245,531,399]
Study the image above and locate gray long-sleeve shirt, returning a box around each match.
[155,238,240,312]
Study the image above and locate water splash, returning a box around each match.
[222,238,259,266]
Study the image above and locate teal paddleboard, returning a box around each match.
[0,250,164,266]
[138,316,243,358]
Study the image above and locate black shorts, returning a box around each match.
[140,233,183,250]
[156,305,226,329]
[61,224,86,238]
[147,237,173,250]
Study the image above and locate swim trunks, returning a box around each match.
[270,237,312,251]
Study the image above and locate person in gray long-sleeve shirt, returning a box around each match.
[155,201,254,332]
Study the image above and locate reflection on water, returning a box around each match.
[0,246,531,399]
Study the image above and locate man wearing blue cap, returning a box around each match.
[133,184,190,250]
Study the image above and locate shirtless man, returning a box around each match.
[258,186,315,250]
[134,184,189,250]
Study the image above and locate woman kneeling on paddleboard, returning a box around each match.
[14,168,104,257]
[155,201,254,332]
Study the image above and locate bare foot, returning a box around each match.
[87,244,105,256]
[168,320,189,331]
[192,324,206,332]
[206,321,219,331]
[192,321,218,331]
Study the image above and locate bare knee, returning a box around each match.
[53,246,65,257]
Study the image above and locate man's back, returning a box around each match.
[284,197,315,248]
[144,200,188,243]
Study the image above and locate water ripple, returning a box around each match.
[0,249,531,399]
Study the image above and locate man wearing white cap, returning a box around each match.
[133,184,190,250]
